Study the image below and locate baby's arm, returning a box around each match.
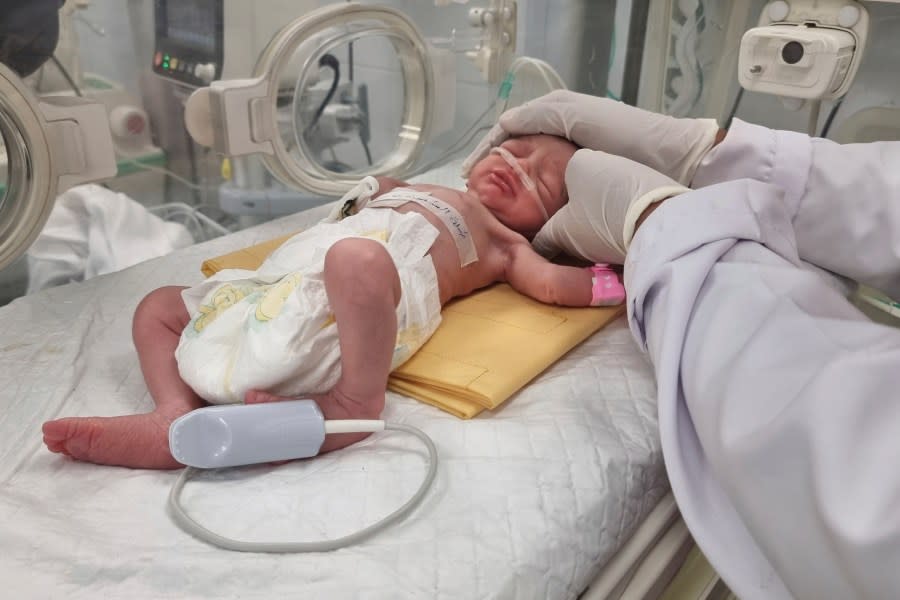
[504,243,594,307]
[374,176,409,197]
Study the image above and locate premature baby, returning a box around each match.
[43,134,601,469]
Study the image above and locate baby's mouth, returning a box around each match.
[489,169,516,196]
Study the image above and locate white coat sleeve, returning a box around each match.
[692,118,900,299]
[625,178,900,600]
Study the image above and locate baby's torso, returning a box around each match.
[365,184,522,303]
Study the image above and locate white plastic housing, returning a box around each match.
[169,399,326,468]
[738,0,871,101]
[0,63,116,271]
[739,25,857,100]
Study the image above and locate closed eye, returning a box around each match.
[537,178,551,204]
[534,165,552,200]
[502,139,529,156]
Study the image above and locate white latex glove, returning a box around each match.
[462,90,720,186]
[532,149,688,264]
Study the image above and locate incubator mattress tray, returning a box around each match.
[0,203,667,599]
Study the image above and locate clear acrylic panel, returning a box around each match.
[277,30,409,177]
[0,122,7,209]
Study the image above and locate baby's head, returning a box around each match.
[466,133,578,238]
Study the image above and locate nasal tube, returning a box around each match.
[490,146,549,222]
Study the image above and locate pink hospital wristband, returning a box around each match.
[589,264,625,306]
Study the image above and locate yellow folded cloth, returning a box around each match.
[388,285,623,417]
[200,233,295,277]
[201,234,624,418]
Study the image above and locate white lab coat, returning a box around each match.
[624,119,900,599]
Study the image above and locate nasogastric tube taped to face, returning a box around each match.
[166,399,438,552]
[490,145,548,222]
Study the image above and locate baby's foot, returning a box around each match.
[246,389,384,454]
[42,412,182,469]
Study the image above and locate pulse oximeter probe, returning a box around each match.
[166,399,437,553]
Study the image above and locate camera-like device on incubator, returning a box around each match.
[738,24,856,100]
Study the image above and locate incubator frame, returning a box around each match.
[0,65,54,272]
[191,3,436,196]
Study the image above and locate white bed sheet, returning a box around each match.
[0,201,667,599]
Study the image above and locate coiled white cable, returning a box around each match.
[167,421,438,553]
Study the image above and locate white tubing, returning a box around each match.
[324,419,386,434]
[168,422,438,553]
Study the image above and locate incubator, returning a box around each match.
[0,1,899,594]
[0,6,898,389]
[637,0,900,132]
[1,1,899,288]
[0,0,626,303]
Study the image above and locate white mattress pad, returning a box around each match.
[0,202,667,599]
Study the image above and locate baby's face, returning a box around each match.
[467,134,577,237]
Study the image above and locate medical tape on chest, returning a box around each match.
[367,190,479,267]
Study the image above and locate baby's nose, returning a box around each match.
[491,147,537,193]
[491,146,548,222]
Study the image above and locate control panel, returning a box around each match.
[153,0,223,87]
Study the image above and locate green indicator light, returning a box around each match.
[164,54,170,60]
[163,63,169,70]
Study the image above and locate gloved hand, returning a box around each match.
[532,149,688,264]
[462,90,720,186]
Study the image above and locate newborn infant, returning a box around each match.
[42,134,609,469]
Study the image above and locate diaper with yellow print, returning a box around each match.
[174,208,443,404]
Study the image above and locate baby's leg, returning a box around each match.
[247,237,402,453]
[43,286,205,468]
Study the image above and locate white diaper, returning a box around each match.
[175,209,443,404]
